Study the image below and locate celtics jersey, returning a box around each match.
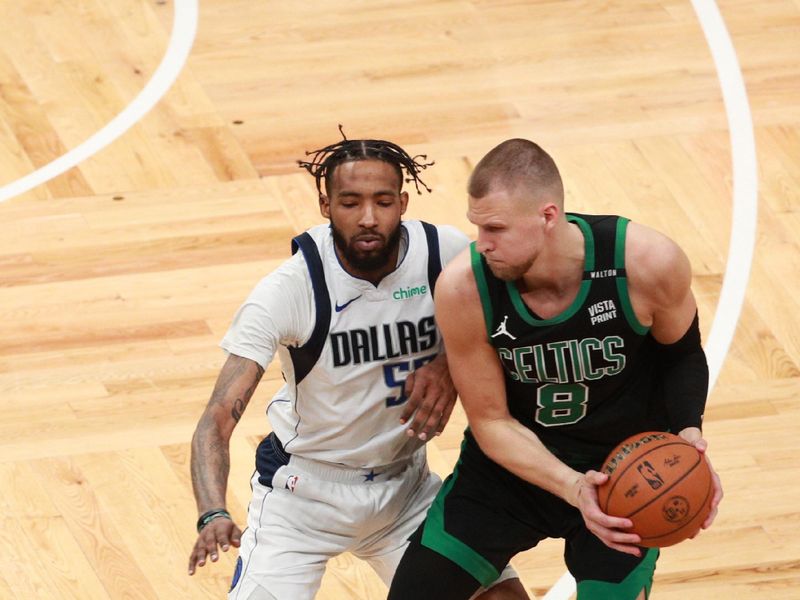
[471,214,666,468]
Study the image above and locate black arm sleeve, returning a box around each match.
[655,311,709,432]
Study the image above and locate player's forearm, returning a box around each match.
[190,413,232,513]
[657,312,708,431]
[189,355,264,513]
[471,416,582,505]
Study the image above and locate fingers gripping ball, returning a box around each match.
[597,431,713,547]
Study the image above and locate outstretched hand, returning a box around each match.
[188,516,242,576]
[399,354,457,441]
[573,471,643,557]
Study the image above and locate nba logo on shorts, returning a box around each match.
[285,475,299,492]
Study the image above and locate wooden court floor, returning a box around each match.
[1,1,799,598]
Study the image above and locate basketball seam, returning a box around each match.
[625,455,702,520]
[639,475,713,542]
[626,461,700,519]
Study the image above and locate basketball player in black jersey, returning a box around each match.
[388,139,723,600]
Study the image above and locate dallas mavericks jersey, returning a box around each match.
[222,220,468,470]
[471,214,666,468]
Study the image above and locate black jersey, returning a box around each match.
[471,213,667,468]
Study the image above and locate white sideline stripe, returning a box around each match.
[692,0,758,391]
[0,0,199,204]
[543,0,758,598]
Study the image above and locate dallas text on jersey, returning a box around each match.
[330,316,437,367]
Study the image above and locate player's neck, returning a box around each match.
[517,221,585,304]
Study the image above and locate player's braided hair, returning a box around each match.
[298,125,434,196]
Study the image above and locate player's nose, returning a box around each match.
[475,230,493,254]
[359,204,378,227]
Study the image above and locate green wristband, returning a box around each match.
[196,509,231,533]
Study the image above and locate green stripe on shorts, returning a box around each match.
[577,547,659,599]
[420,469,500,587]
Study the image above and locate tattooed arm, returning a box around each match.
[188,354,264,575]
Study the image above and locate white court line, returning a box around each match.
[0,0,199,204]
[692,0,758,391]
[543,0,758,598]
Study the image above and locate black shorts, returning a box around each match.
[414,432,658,598]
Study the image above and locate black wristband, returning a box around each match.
[196,509,231,533]
[656,312,708,431]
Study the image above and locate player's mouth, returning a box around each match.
[353,236,382,251]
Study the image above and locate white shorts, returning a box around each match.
[228,441,518,600]
[228,444,439,600]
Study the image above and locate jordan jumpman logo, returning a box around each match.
[491,315,517,340]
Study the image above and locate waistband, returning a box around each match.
[264,432,425,484]
[286,451,421,484]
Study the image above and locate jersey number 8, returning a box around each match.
[535,383,589,426]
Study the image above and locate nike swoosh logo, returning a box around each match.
[335,295,362,312]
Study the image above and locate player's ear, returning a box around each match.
[399,191,409,215]
[541,201,560,228]
[319,193,331,218]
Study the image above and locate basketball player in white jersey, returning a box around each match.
[187,130,528,600]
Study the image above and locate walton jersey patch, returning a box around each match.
[589,268,618,279]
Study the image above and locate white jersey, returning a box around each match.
[221,220,468,468]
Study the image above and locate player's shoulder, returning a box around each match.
[436,244,478,301]
[625,221,692,301]
[431,223,470,244]
[626,221,689,272]
[247,248,313,301]
[403,220,468,243]
[416,221,470,265]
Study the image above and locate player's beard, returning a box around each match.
[331,221,403,273]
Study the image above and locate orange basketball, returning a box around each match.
[596,431,713,547]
